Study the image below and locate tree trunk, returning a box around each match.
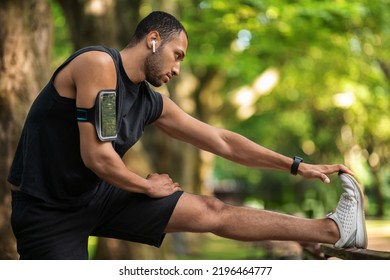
[115,0,143,45]
[56,0,118,49]
[0,0,52,259]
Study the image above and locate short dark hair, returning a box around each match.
[127,11,188,47]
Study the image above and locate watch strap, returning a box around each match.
[291,156,303,175]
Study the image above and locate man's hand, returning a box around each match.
[145,173,182,198]
[298,163,354,184]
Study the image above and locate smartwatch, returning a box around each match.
[291,156,303,175]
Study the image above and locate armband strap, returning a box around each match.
[75,89,117,142]
[76,107,95,123]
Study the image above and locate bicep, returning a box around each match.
[78,121,115,168]
[71,52,118,163]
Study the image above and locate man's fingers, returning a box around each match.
[164,182,181,196]
[338,165,355,176]
[321,174,330,184]
[146,173,159,179]
[169,182,180,189]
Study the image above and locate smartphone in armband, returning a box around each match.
[97,90,117,141]
[76,89,118,142]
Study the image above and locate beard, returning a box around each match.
[144,48,165,87]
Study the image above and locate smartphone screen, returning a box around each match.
[98,91,117,141]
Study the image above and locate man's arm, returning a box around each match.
[64,51,180,197]
[155,95,353,183]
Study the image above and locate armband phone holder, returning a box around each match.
[76,90,117,141]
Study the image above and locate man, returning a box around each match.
[8,11,366,259]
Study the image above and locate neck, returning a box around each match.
[119,46,147,84]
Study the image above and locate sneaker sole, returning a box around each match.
[339,173,368,248]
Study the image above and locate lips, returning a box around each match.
[164,73,172,82]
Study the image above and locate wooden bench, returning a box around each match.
[320,244,390,260]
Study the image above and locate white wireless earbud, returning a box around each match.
[152,40,156,53]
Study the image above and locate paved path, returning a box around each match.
[366,220,390,252]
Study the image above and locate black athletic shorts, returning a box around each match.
[10,183,183,260]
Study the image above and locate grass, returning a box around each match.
[177,233,266,260]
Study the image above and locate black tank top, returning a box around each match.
[8,46,163,206]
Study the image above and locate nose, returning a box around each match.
[172,62,180,76]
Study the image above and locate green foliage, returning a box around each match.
[51,0,72,70]
[178,0,390,217]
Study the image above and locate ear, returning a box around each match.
[147,31,161,52]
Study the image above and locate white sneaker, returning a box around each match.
[327,173,367,248]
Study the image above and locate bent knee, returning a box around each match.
[167,193,228,233]
[192,195,228,227]
[201,195,225,214]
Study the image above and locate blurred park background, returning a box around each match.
[0,0,389,259]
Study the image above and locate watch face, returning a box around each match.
[294,156,303,162]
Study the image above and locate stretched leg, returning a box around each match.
[165,192,340,244]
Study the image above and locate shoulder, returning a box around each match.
[71,49,116,71]
[53,47,118,102]
[69,49,117,88]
